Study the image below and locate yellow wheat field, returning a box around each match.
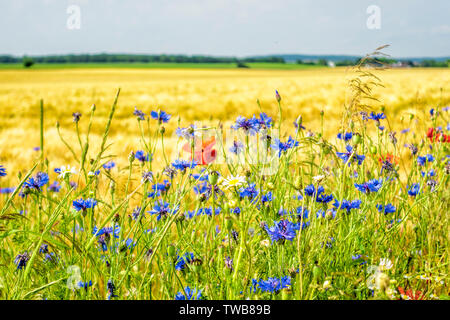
[0,67,449,179]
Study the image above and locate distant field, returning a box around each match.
[0,62,325,70]
[0,67,448,176]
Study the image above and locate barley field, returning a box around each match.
[0,67,448,175]
[0,66,449,300]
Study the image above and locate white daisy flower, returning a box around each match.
[222,175,246,189]
[379,258,393,271]
[58,165,77,179]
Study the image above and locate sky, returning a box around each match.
[1,0,449,58]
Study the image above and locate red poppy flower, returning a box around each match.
[427,128,450,143]
[378,153,398,165]
[182,136,217,165]
[397,287,424,300]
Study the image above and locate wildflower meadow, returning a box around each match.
[0,57,448,301]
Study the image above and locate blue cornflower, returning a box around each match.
[352,254,368,265]
[172,159,197,171]
[401,128,410,134]
[261,191,273,203]
[14,252,30,270]
[175,252,194,271]
[0,165,6,177]
[304,184,324,197]
[229,140,244,155]
[148,200,178,221]
[131,207,144,220]
[175,286,203,300]
[102,161,116,170]
[195,182,224,200]
[193,181,208,194]
[271,136,299,157]
[337,132,353,141]
[184,210,196,220]
[417,154,434,166]
[0,187,15,194]
[44,252,58,263]
[93,225,120,251]
[293,194,303,200]
[78,280,93,290]
[231,116,260,135]
[107,279,118,300]
[190,169,209,182]
[150,110,171,123]
[23,172,49,191]
[333,199,361,213]
[239,183,259,200]
[294,116,306,131]
[253,112,273,130]
[316,209,337,219]
[196,207,221,217]
[316,192,334,203]
[141,170,154,183]
[72,198,97,212]
[336,145,365,166]
[376,203,396,214]
[133,107,146,121]
[147,180,170,198]
[230,207,241,215]
[93,225,120,238]
[369,112,386,122]
[176,125,196,140]
[135,150,150,162]
[252,276,291,293]
[265,220,300,243]
[296,206,309,220]
[48,181,61,192]
[354,178,383,193]
[39,244,49,254]
[421,169,436,177]
[407,183,421,197]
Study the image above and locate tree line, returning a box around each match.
[0,54,285,65]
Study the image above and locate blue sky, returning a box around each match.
[1,0,449,57]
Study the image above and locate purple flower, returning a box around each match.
[271,136,299,157]
[172,159,197,171]
[102,161,116,170]
[376,203,396,214]
[133,107,146,121]
[73,198,97,211]
[252,276,291,293]
[354,178,383,193]
[150,110,171,123]
[0,165,6,177]
[148,200,178,221]
[135,150,150,162]
[407,183,420,197]
[265,220,300,243]
[175,286,202,300]
[23,172,49,192]
[336,145,365,166]
[337,132,353,141]
[231,116,260,135]
[229,140,244,155]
